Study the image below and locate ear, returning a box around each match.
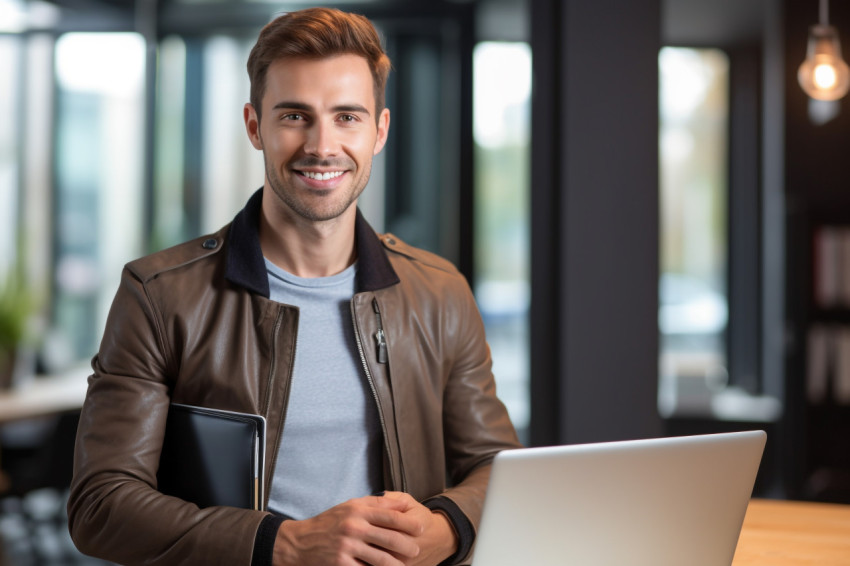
[373,108,391,156]
[244,103,263,150]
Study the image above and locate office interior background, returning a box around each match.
[1,0,850,561]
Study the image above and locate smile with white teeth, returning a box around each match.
[301,171,344,181]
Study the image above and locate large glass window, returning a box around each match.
[152,35,188,252]
[52,32,146,361]
[473,42,531,440]
[658,47,730,416]
[0,35,21,277]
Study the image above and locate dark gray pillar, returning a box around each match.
[531,0,664,445]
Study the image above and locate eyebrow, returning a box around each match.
[271,101,372,116]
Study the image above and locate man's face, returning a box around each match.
[244,54,390,224]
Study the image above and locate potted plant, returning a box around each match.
[0,264,34,390]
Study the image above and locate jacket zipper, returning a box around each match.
[352,295,403,491]
[373,300,388,364]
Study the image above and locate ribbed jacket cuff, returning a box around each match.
[424,496,474,565]
[251,514,287,566]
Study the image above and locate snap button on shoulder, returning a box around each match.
[386,237,396,246]
[202,238,218,250]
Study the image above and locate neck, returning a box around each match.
[259,191,358,278]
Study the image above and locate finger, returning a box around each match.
[362,505,425,537]
[361,525,421,559]
[354,542,407,566]
[366,493,411,510]
[365,492,422,524]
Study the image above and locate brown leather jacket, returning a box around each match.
[68,190,520,565]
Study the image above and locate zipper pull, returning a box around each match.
[375,328,388,364]
[373,299,388,364]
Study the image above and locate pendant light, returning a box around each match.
[798,0,850,101]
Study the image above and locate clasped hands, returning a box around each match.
[273,491,458,566]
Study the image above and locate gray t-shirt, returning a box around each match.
[265,259,383,519]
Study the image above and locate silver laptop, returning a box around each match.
[473,430,766,566]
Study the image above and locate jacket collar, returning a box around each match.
[225,188,400,297]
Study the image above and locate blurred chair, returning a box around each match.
[0,410,81,565]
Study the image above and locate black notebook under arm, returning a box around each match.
[157,403,266,510]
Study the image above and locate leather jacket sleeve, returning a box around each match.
[67,265,268,565]
[426,274,521,564]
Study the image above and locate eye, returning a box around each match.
[338,114,358,123]
[281,112,305,122]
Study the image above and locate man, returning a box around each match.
[68,7,520,566]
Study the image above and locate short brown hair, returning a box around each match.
[247,7,392,121]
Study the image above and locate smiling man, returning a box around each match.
[68,7,520,566]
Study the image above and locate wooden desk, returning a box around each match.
[0,365,89,425]
[734,498,850,565]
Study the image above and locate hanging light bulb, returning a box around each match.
[798,0,850,101]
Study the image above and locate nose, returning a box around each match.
[303,119,339,157]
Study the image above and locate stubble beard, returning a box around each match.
[264,154,371,223]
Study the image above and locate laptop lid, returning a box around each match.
[473,430,766,566]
